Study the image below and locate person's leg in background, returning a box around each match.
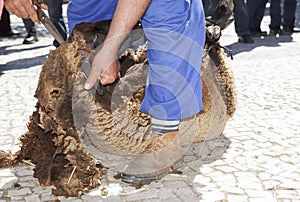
[0,0,3,17]
[22,18,38,44]
[269,0,283,35]
[46,0,67,47]
[202,0,211,16]
[0,7,19,36]
[246,0,268,37]
[208,0,219,16]
[282,0,298,34]
[233,0,254,43]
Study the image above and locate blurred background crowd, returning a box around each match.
[0,0,299,46]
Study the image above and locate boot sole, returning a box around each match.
[121,158,183,184]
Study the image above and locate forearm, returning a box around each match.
[103,0,151,54]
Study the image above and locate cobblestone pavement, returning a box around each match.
[1,3,300,202]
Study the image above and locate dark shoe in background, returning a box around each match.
[23,29,38,44]
[238,35,254,44]
[269,28,284,36]
[0,30,20,37]
[282,26,300,35]
[251,29,267,37]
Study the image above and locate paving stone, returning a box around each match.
[0,178,18,189]
[163,196,182,202]
[25,195,41,202]
[173,187,197,197]
[139,198,161,202]
[280,181,300,190]
[258,172,271,181]
[40,192,58,201]
[17,181,39,188]
[163,181,189,189]
[178,195,201,202]
[132,187,158,200]
[244,189,274,198]
[16,170,34,177]
[7,188,32,197]
[18,176,37,182]
[214,174,237,187]
[214,165,238,173]
[0,169,16,177]
[275,190,298,199]
[81,195,103,202]
[102,195,123,202]
[220,186,245,195]
[248,197,277,202]
[157,188,174,199]
[60,198,82,202]
[200,191,225,201]
[226,194,248,201]
[193,175,211,185]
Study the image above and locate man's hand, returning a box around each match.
[5,0,47,23]
[84,0,150,91]
[84,46,120,90]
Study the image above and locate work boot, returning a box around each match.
[121,131,183,184]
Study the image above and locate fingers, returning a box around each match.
[21,0,39,22]
[84,60,120,90]
[5,0,39,23]
[40,3,48,10]
[100,61,121,85]
[83,65,101,90]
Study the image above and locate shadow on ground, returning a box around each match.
[0,134,231,200]
[0,54,48,71]
[225,34,294,57]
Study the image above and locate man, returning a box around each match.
[5,0,206,184]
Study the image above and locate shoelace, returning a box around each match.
[144,135,169,153]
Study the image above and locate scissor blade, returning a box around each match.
[37,9,65,45]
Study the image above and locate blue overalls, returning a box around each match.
[67,0,205,120]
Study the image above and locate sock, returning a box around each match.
[151,117,179,135]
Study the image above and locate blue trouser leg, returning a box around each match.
[140,0,205,120]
